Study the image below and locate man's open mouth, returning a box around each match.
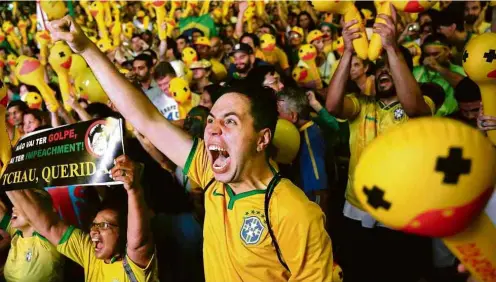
[209,144,231,173]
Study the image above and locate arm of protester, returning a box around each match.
[325,20,360,120]
[423,57,464,88]
[110,155,154,268]
[67,95,92,122]
[134,130,177,172]
[477,104,496,132]
[48,16,193,169]
[235,1,249,39]
[307,90,339,132]
[6,189,68,246]
[374,10,431,117]
[50,111,61,128]
[158,23,168,62]
[276,2,288,30]
[58,105,77,125]
[275,190,333,281]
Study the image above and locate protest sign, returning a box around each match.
[0,117,125,191]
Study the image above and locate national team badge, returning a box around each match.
[25,248,32,262]
[240,212,265,245]
[394,108,405,120]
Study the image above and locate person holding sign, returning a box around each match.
[47,15,334,282]
[6,155,158,282]
[0,189,64,282]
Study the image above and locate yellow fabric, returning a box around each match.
[10,127,22,147]
[3,221,63,282]
[191,93,201,107]
[262,47,290,70]
[402,41,422,66]
[255,48,266,61]
[344,95,435,209]
[363,76,375,96]
[209,58,227,82]
[57,227,158,282]
[323,43,333,56]
[184,139,333,282]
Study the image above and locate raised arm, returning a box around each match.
[48,16,192,168]
[235,1,249,39]
[374,11,431,117]
[325,20,360,119]
[110,155,153,268]
[6,189,68,246]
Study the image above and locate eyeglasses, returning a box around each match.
[90,222,119,231]
[290,33,301,39]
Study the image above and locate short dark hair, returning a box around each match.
[246,65,278,87]
[218,84,278,141]
[435,5,464,31]
[23,108,44,123]
[153,61,177,80]
[455,77,481,102]
[422,33,450,48]
[86,103,116,119]
[260,24,276,35]
[240,33,260,48]
[278,87,311,121]
[133,53,153,69]
[420,83,445,111]
[7,100,29,112]
[204,83,222,104]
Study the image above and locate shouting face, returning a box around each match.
[90,209,122,261]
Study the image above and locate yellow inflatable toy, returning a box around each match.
[15,56,59,112]
[292,65,312,87]
[40,0,67,20]
[298,44,322,90]
[7,54,19,86]
[169,1,182,20]
[333,263,344,282]
[80,0,94,22]
[308,1,368,60]
[89,1,109,41]
[29,14,38,35]
[182,0,199,18]
[22,92,43,110]
[463,33,496,145]
[123,22,134,40]
[152,1,167,40]
[182,47,199,83]
[2,21,21,50]
[169,77,193,119]
[69,54,88,78]
[392,0,437,13]
[110,4,122,47]
[17,18,28,46]
[354,117,496,282]
[272,119,300,165]
[48,42,73,112]
[333,36,345,57]
[74,68,109,105]
[260,33,280,66]
[369,1,392,61]
[97,38,114,53]
[244,3,256,33]
[0,78,11,177]
[100,0,113,28]
[36,30,52,66]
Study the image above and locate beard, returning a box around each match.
[236,61,252,74]
[375,71,396,98]
[136,73,150,82]
[465,15,478,25]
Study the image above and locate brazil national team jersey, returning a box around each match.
[57,226,159,282]
[345,95,435,209]
[0,215,63,282]
[184,139,334,281]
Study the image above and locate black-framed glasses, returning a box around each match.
[90,222,119,231]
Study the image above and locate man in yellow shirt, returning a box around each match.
[6,155,158,282]
[325,16,434,282]
[48,15,334,282]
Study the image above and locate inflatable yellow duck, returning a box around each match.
[22,92,43,110]
[89,1,109,40]
[48,42,73,112]
[298,44,322,90]
[170,77,193,119]
[40,0,67,20]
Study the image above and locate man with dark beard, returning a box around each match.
[226,43,267,81]
[464,1,491,34]
[130,54,162,103]
[325,13,435,282]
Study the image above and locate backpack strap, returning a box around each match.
[264,172,289,271]
[123,256,139,282]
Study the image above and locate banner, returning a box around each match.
[0,117,125,191]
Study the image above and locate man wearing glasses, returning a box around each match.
[6,155,158,282]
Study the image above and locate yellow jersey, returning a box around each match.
[0,215,64,282]
[184,139,334,282]
[262,47,290,71]
[57,226,159,282]
[345,95,435,209]
[210,58,228,82]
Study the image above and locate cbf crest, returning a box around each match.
[240,210,266,245]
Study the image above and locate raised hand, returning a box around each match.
[48,15,92,54]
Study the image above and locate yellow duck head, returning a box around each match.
[17,19,28,30]
[123,22,134,39]
[391,0,437,13]
[212,8,223,24]
[89,1,105,19]
[97,38,114,53]
[22,92,43,110]
[40,0,67,20]
[354,118,496,238]
[169,77,191,104]
[2,21,14,34]
[14,56,45,87]
[48,41,73,73]
[7,54,17,68]
[298,44,318,62]
[74,68,109,104]
[462,33,496,83]
[151,0,166,8]
[260,34,276,52]
[36,30,52,45]
[308,0,355,14]
[181,47,199,66]
[292,65,310,83]
[70,54,88,78]
[333,36,345,56]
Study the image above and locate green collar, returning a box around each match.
[14,230,49,241]
[226,185,266,210]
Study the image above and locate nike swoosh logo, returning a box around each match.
[213,190,224,197]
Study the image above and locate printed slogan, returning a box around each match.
[0,117,125,191]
